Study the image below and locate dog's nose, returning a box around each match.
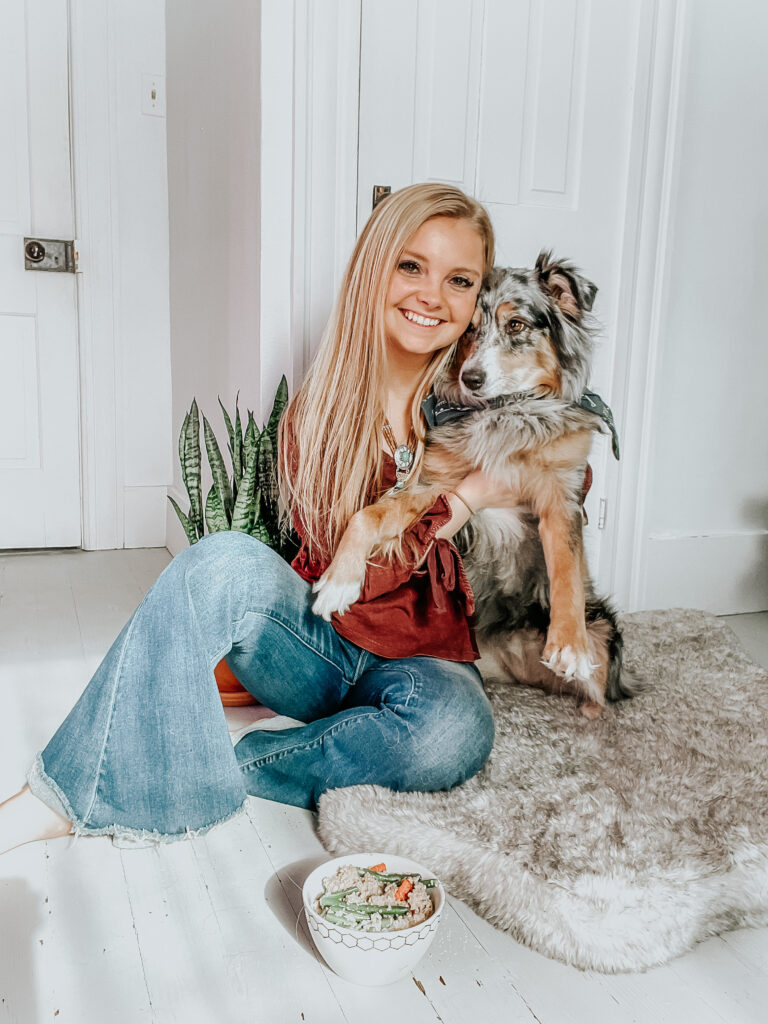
[461,368,486,391]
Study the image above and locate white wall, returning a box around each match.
[637,0,768,612]
[165,0,263,552]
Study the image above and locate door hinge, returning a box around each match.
[597,497,607,530]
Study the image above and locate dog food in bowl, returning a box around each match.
[315,862,437,932]
[302,853,445,986]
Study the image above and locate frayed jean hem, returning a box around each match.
[27,752,248,847]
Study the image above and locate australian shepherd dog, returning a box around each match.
[312,252,641,718]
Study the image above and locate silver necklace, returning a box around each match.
[383,422,416,490]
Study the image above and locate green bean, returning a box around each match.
[324,910,363,927]
[357,868,439,888]
[358,868,436,884]
[324,909,402,932]
[357,869,409,883]
[318,886,359,907]
[331,909,376,925]
[344,902,409,916]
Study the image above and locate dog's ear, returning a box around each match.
[535,250,598,318]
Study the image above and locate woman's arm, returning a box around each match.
[433,463,593,543]
[433,469,521,542]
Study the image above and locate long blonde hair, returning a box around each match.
[279,183,495,561]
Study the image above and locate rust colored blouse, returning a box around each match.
[290,452,479,662]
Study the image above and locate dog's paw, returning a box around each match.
[578,700,604,720]
[542,644,598,685]
[311,574,363,621]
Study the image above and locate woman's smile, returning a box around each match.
[399,309,444,328]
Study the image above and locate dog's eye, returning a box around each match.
[507,319,526,334]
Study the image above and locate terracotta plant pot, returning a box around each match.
[214,658,257,706]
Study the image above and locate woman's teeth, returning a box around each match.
[403,309,441,327]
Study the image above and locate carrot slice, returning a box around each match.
[394,878,414,901]
[368,863,387,873]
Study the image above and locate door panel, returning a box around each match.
[0,317,40,470]
[357,0,642,579]
[0,0,80,548]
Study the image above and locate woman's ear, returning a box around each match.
[535,250,598,319]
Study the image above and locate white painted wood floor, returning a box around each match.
[1,548,767,1024]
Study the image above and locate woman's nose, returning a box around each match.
[415,277,443,308]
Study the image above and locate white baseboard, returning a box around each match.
[640,530,768,614]
[123,486,168,549]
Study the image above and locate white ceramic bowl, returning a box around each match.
[302,852,445,986]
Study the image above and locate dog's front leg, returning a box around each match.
[311,509,374,620]
[537,506,601,704]
[311,488,440,620]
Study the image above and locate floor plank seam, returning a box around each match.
[120,851,156,1022]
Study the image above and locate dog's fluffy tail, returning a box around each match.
[586,599,646,701]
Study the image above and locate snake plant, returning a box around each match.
[169,375,297,561]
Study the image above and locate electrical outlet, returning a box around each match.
[141,73,166,117]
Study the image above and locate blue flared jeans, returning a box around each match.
[27,532,494,842]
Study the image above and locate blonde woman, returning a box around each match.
[1,183,503,854]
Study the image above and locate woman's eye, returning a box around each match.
[398,260,420,274]
[508,319,526,334]
[451,276,474,289]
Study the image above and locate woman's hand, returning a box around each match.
[453,469,521,514]
[433,469,522,544]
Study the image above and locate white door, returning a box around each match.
[0,0,80,549]
[357,0,643,586]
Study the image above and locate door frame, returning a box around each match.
[259,0,361,405]
[602,0,689,609]
[68,0,122,550]
[67,0,170,552]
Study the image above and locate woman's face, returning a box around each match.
[384,216,485,365]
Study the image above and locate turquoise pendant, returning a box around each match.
[393,444,414,473]
[393,444,414,491]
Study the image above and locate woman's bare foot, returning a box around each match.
[0,784,72,855]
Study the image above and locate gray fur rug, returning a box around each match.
[316,610,768,972]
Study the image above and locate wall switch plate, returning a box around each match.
[141,73,166,117]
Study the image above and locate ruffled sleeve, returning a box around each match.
[356,494,473,615]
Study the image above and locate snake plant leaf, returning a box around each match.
[245,413,260,522]
[218,396,235,462]
[167,495,199,546]
[256,430,280,543]
[180,400,204,540]
[178,410,189,474]
[251,524,270,545]
[233,393,245,485]
[231,415,259,532]
[250,501,270,546]
[264,375,288,456]
[203,414,234,519]
[204,484,230,534]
